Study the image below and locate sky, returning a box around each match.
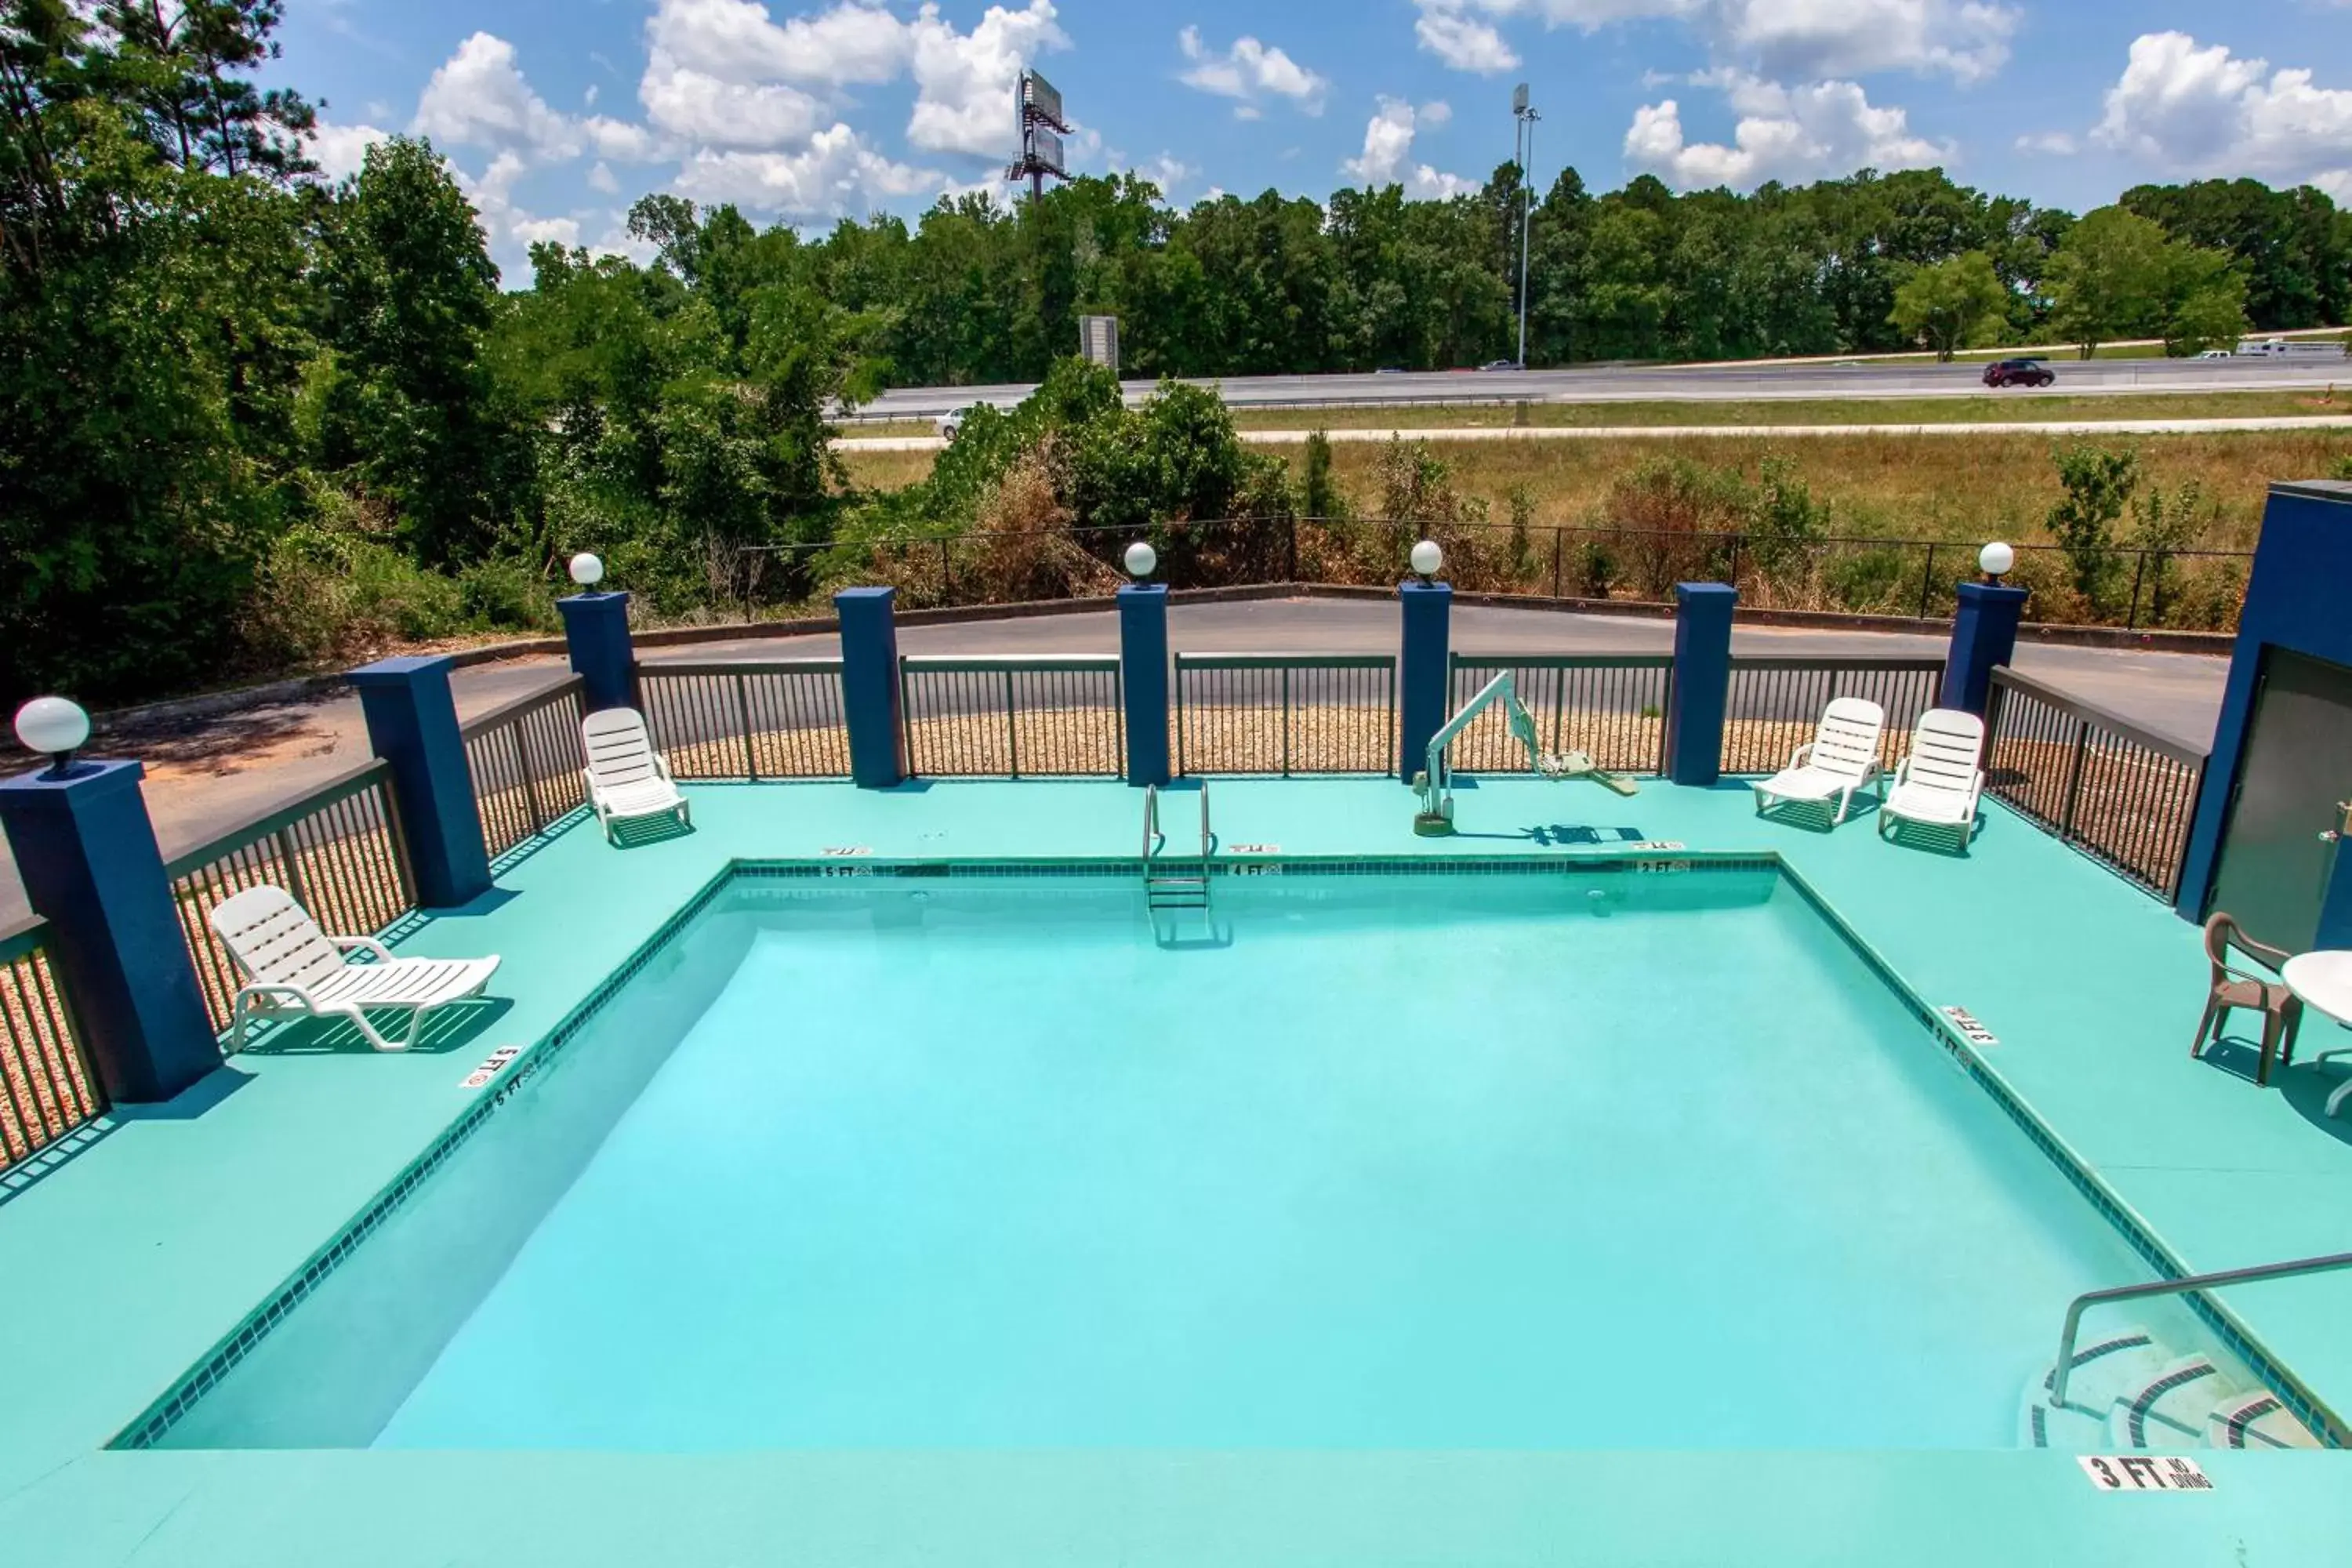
[274,0,2352,280]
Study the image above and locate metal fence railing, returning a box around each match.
[898,655,1124,777]
[1720,657,1949,776]
[1446,655,1674,775]
[0,917,103,1172]
[1175,653,1397,776]
[1985,666,2209,898]
[164,760,419,1039]
[459,677,591,860]
[639,660,852,780]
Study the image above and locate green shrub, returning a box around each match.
[1824,547,1911,612]
[2047,444,2140,613]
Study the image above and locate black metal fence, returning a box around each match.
[898,656,1124,777]
[1175,653,1397,775]
[0,916,103,1172]
[1720,658,1949,775]
[639,660,852,779]
[1985,667,2209,898]
[459,678,592,860]
[163,760,419,1038]
[1446,655,1674,775]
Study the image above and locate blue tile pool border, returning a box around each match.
[111,850,2345,1452]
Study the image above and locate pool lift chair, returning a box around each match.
[1413,670,1638,836]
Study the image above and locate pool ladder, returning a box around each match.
[1142,783,1212,911]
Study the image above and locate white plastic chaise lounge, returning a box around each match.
[208,885,501,1052]
[1879,707,1987,843]
[581,706,690,844]
[1751,696,1886,825]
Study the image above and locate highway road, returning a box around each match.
[845,355,2350,422]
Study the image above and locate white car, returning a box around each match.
[2196,349,2234,360]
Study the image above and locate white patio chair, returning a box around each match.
[1751,696,1886,825]
[208,885,499,1053]
[1879,707,1987,843]
[582,706,689,844]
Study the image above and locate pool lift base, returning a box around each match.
[1413,671,1639,835]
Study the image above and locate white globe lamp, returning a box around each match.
[568,552,606,589]
[1410,539,1444,580]
[1978,542,2016,584]
[14,695,90,779]
[1124,541,1157,580]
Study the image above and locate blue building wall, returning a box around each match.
[2177,481,2352,935]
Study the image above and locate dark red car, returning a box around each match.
[1983,358,2056,388]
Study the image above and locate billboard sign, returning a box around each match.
[1023,70,1066,129]
[1028,125,1065,176]
[1080,314,1120,371]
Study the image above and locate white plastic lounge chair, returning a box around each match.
[1879,707,1987,843]
[1751,697,1886,824]
[208,885,500,1052]
[582,706,689,844]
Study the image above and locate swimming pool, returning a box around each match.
[147,862,2267,1451]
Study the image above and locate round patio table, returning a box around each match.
[2281,951,2352,1117]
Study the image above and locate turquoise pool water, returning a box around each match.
[157,866,2232,1450]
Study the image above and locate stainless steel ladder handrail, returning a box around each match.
[2050,1250,2352,1410]
[1142,782,1162,861]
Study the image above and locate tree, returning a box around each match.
[2154,241,2249,355]
[1889,251,2010,360]
[314,136,520,564]
[2045,207,2172,358]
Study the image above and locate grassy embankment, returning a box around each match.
[840,424,2347,553]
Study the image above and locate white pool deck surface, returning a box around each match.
[3,774,2351,1565]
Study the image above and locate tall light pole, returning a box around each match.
[1512,83,1539,369]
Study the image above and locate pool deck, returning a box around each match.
[5,775,2352,1564]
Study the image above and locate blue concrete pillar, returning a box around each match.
[0,760,219,1101]
[1940,582,2031,715]
[1398,579,1453,781]
[348,655,492,908]
[835,586,904,789]
[1117,583,1171,786]
[1667,583,1737,787]
[557,591,636,713]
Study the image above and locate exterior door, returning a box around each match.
[2212,649,2352,953]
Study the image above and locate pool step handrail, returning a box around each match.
[1142,782,1212,911]
[2049,1250,2352,1412]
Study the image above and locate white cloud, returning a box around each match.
[306,121,391,181]
[633,0,1065,158]
[1625,74,1947,189]
[1176,27,1329,113]
[1134,153,1195,199]
[1414,2,1522,74]
[412,33,580,158]
[1414,0,2016,85]
[457,151,579,273]
[1421,100,1454,127]
[2014,131,2075,157]
[1344,96,1477,197]
[646,0,913,86]
[675,124,945,216]
[2092,31,2352,189]
[587,160,621,194]
[906,1,1069,156]
[640,50,825,148]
